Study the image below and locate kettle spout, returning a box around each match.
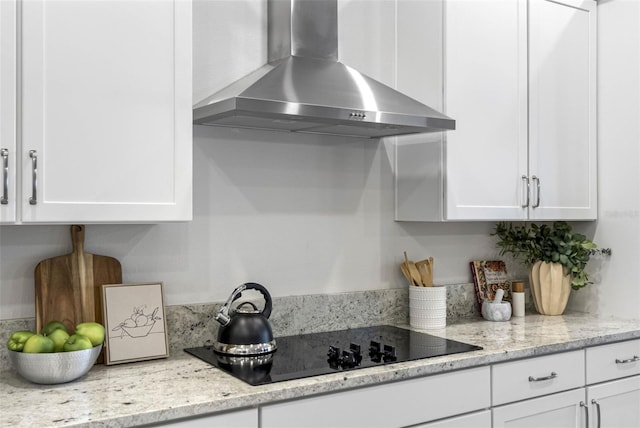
[215,311,231,326]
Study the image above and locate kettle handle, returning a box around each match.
[215,282,273,326]
[240,282,273,319]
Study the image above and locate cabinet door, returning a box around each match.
[444,0,528,220]
[492,388,586,428]
[587,376,640,428]
[0,0,16,223]
[21,0,192,223]
[528,0,597,220]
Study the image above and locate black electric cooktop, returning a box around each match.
[184,325,482,386]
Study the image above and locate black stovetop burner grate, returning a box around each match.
[184,325,482,386]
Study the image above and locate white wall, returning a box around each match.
[1,0,638,321]
[568,0,640,319]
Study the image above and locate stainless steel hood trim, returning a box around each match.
[194,98,454,130]
[194,0,454,138]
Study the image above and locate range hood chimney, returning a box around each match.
[193,0,455,139]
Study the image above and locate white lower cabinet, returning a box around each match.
[491,350,587,428]
[147,408,257,427]
[585,339,640,384]
[414,410,491,428]
[586,376,640,428]
[492,350,585,406]
[492,388,586,428]
[585,339,640,428]
[491,339,640,428]
[260,367,491,428]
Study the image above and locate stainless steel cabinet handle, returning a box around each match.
[580,401,590,428]
[615,355,640,364]
[521,175,530,208]
[29,150,37,205]
[528,371,557,382]
[591,399,601,428]
[532,175,541,208]
[1,148,8,205]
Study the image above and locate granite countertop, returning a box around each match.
[1,313,639,428]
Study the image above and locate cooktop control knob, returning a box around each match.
[383,344,397,362]
[349,343,363,364]
[328,345,341,361]
[327,344,365,369]
[369,341,382,362]
[341,350,358,368]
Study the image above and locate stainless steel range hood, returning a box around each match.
[193,0,455,139]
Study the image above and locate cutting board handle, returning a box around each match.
[71,224,84,254]
[71,225,85,254]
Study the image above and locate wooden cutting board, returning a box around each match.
[35,225,122,336]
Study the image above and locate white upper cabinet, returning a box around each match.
[0,0,17,223]
[395,0,597,221]
[528,0,597,220]
[3,0,192,224]
[443,0,528,221]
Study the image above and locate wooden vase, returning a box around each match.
[529,261,572,315]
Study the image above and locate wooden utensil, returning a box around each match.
[400,263,414,286]
[404,251,423,286]
[416,257,434,286]
[35,224,122,340]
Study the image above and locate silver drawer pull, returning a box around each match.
[521,175,530,208]
[532,175,541,208]
[528,371,557,382]
[615,356,639,364]
[580,401,590,428]
[591,399,601,428]
[1,148,8,205]
[29,150,37,205]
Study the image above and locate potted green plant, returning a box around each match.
[492,221,611,315]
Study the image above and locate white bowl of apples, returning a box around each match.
[6,321,104,385]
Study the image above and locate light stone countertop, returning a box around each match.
[1,312,639,428]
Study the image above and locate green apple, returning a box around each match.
[47,328,70,352]
[74,322,105,347]
[42,320,68,336]
[22,334,55,353]
[63,334,93,352]
[6,331,35,352]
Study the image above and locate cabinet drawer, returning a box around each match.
[411,410,491,428]
[586,339,640,384]
[261,367,490,428]
[492,350,585,405]
[150,408,257,427]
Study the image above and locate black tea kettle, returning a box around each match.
[214,282,277,356]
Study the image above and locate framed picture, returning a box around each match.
[101,282,169,365]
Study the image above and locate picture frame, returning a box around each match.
[101,282,169,365]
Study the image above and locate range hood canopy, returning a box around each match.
[193,0,455,139]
